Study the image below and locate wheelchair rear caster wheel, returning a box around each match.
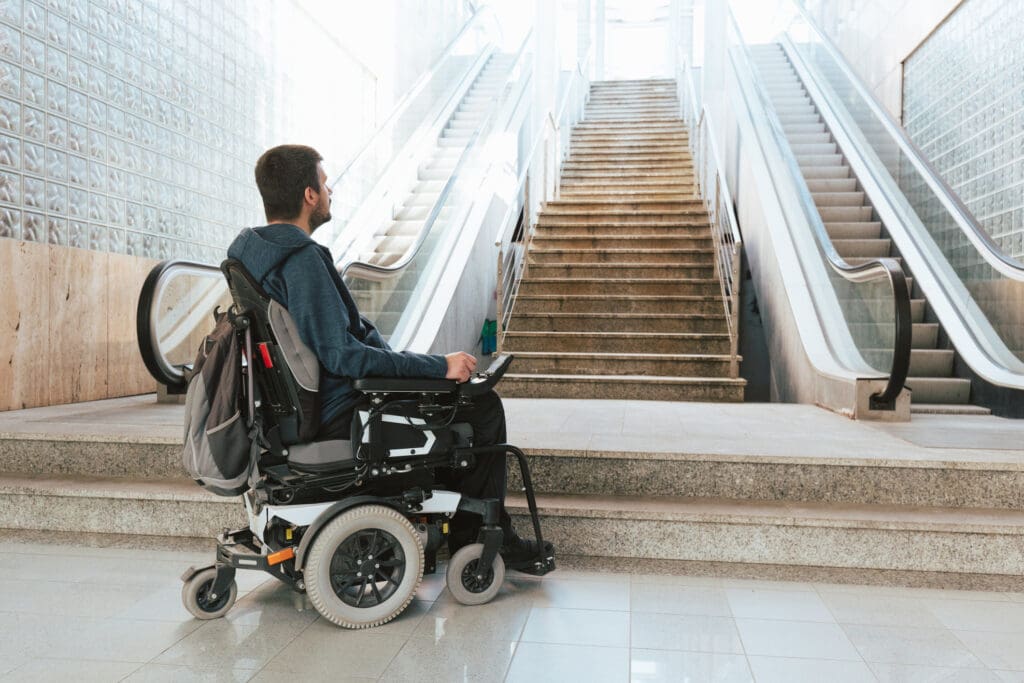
[446,543,505,606]
[305,504,424,628]
[182,567,237,620]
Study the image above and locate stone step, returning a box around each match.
[505,493,1024,576]
[534,223,708,236]
[536,217,710,230]
[586,103,678,111]
[905,376,973,404]
[562,161,695,172]
[509,352,733,377]
[573,122,687,133]
[557,189,699,201]
[568,147,691,159]
[0,473,241,538]
[909,348,956,377]
[0,435,182,480]
[503,329,730,353]
[525,263,715,279]
[559,177,696,190]
[824,221,882,240]
[559,170,696,181]
[507,312,728,334]
[569,139,689,149]
[507,448,1024,508]
[528,248,712,264]
[498,374,746,401]
[573,134,692,145]
[512,294,726,315]
[582,116,682,124]
[532,233,711,249]
[568,152,692,164]
[517,278,721,297]
[536,211,708,225]
[545,196,701,209]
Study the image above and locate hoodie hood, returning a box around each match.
[227,224,317,281]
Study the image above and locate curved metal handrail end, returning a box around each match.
[136,259,221,389]
[866,260,912,410]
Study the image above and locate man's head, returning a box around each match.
[254,144,332,233]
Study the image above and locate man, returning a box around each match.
[227,144,535,561]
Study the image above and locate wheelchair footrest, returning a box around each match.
[504,541,556,576]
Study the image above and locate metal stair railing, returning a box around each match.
[677,51,743,379]
[495,43,593,348]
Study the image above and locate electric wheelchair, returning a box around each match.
[180,259,555,628]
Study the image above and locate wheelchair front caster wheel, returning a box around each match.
[446,543,505,606]
[181,567,237,620]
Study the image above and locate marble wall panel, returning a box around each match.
[47,241,107,404]
[0,239,49,411]
[106,251,157,397]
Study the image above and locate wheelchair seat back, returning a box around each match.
[221,258,354,473]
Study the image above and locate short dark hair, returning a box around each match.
[254,145,324,220]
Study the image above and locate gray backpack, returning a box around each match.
[182,308,256,496]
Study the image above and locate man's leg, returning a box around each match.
[443,389,517,550]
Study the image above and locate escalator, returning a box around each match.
[749,45,977,413]
[137,19,541,390]
[710,0,1024,418]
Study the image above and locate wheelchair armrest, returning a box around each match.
[353,377,458,394]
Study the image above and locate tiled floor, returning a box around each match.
[1,532,1023,682]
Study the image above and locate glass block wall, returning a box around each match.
[902,0,1024,259]
[0,0,467,263]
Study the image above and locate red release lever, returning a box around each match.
[258,342,273,368]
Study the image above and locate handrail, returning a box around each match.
[728,10,911,409]
[678,50,744,377]
[342,28,534,281]
[784,2,1024,280]
[136,259,223,389]
[496,42,594,338]
[328,7,492,189]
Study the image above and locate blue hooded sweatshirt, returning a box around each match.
[227,224,448,424]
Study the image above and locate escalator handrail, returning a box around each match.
[783,1,1024,280]
[341,28,534,280]
[328,6,493,189]
[136,259,222,389]
[729,10,911,409]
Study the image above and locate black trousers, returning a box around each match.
[317,389,514,548]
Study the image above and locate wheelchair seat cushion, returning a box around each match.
[287,439,354,473]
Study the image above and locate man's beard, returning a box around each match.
[309,204,332,232]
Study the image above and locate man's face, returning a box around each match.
[309,163,332,232]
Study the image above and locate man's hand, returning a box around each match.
[445,352,477,383]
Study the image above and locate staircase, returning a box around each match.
[347,53,517,339]
[750,45,985,415]
[500,79,746,402]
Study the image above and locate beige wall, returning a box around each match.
[801,0,962,121]
[0,240,156,411]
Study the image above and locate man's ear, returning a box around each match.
[303,185,318,206]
